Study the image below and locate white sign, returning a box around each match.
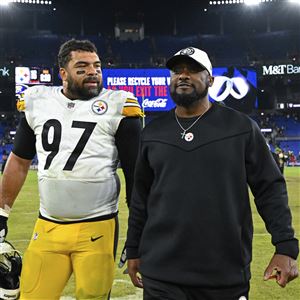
[0,66,10,77]
[262,64,300,76]
[209,76,249,102]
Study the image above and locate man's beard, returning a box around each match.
[170,84,209,108]
[67,76,103,100]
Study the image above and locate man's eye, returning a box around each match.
[172,69,183,74]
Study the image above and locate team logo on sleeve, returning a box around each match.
[92,100,108,115]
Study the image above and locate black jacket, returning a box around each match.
[126,103,298,287]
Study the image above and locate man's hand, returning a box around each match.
[128,258,143,288]
[0,215,8,243]
[264,254,299,287]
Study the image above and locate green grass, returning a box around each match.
[4,167,300,299]
[250,167,300,300]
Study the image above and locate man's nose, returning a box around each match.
[179,69,191,79]
[86,65,98,75]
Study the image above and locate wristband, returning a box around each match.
[0,206,11,218]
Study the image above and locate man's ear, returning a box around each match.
[208,76,214,87]
[59,68,67,81]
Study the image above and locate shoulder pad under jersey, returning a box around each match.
[121,91,143,117]
[23,86,57,111]
[24,85,51,98]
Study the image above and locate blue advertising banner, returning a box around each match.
[103,68,174,111]
[103,67,257,113]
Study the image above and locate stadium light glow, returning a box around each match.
[289,0,300,4]
[0,0,11,6]
[209,0,279,5]
[8,0,52,4]
[261,128,272,132]
[0,0,53,7]
[244,0,260,5]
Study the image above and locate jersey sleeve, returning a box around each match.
[121,92,143,117]
[115,117,142,207]
[12,114,36,160]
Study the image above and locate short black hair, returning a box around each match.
[58,39,98,68]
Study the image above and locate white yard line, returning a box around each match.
[59,281,142,300]
[253,233,269,236]
[12,233,270,244]
[12,211,37,215]
[10,239,30,243]
[113,279,132,285]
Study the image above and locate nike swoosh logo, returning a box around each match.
[91,235,103,242]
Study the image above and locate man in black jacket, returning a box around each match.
[126,47,298,300]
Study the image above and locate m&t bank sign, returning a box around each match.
[0,66,10,77]
[262,64,300,76]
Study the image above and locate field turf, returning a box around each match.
[4,167,299,299]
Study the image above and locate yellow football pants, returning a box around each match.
[20,217,118,300]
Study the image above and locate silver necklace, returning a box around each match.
[174,105,210,142]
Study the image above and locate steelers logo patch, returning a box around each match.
[92,100,108,115]
[180,47,195,56]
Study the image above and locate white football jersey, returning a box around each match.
[24,86,141,222]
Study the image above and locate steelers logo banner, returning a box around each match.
[15,67,31,84]
[92,100,108,115]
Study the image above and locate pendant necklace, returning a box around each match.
[174,104,210,142]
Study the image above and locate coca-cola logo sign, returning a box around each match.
[142,98,168,108]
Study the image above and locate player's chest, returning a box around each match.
[31,99,117,134]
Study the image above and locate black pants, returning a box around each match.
[143,276,249,300]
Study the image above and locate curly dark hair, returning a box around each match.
[58,39,98,68]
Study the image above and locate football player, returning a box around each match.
[0,39,142,299]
